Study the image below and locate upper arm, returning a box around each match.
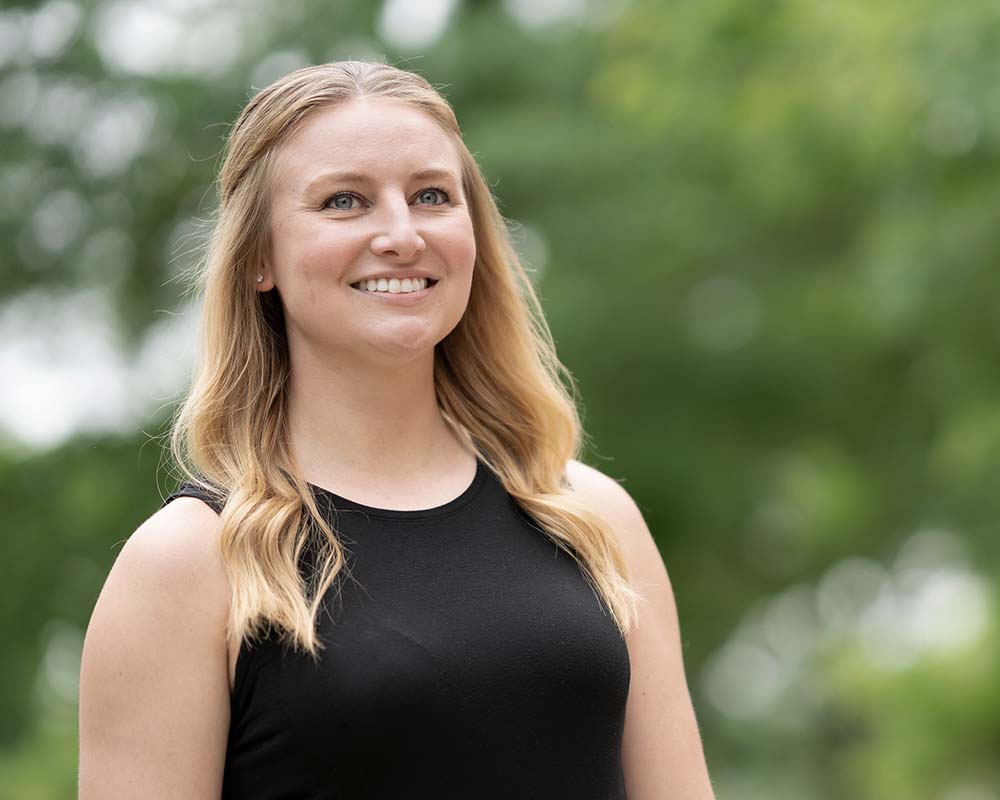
[78,497,232,800]
[566,459,717,800]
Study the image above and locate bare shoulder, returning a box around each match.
[565,458,654,564]
[127,495,227,579]
[78,496,231,798]
[565,459,643,518]
[566,460,717,798]
[564,458,676,629]
[97,496,231,623]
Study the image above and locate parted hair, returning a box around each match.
[168,59,641,661]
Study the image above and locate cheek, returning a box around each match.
[440,215,477,274]
[274,221,359,283]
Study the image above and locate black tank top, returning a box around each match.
[161,455,631,799]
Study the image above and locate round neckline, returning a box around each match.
[307,456,488,520]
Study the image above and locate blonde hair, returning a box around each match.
[168,60,641,661]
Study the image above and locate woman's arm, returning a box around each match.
[566,460,717,800]
[78,497,232,799]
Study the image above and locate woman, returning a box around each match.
[78,60,716,799]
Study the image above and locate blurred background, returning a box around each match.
[2,0,998,797]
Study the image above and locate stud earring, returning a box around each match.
[256,274,264,283]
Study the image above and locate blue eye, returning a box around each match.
[325,192,362,210]
[323,187,450,211]
[416,188,450,205]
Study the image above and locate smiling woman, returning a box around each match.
[257,96,477,370]
[78,60,716,799]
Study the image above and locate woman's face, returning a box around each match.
[258,97,477,367]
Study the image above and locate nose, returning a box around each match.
[370,198,426,261]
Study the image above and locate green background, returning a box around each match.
[2,0,998,797]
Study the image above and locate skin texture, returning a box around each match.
[258,96,480,500]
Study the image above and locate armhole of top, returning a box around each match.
[160,484,225,516]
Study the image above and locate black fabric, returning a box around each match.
[160,457,631,799]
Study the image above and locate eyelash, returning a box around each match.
[323,187,451,211]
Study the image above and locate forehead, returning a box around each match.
[271,97,461,192]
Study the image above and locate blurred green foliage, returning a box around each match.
[1,0,998,797]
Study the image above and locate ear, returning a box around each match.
[254,259,275,292]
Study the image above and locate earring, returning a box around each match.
[256,274,264,283]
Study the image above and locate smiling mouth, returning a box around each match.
[350,278,439,294]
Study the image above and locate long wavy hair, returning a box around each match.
[168,59,641,661]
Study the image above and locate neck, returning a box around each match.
[286,344,471,484]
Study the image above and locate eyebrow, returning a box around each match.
[302,167,462,194]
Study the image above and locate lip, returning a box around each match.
[350,280,438,303]
[352,274,436,285]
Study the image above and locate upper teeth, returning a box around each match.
[353,277,430,294]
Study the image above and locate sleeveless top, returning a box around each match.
[161,455,631,799]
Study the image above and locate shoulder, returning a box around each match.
[565,459,650,547]
[565,464,717,796]
[78,497,231,796]
[565,458,639,512]
[85,496,230,662]
[564,458,670,602]
[126,496,228,587]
